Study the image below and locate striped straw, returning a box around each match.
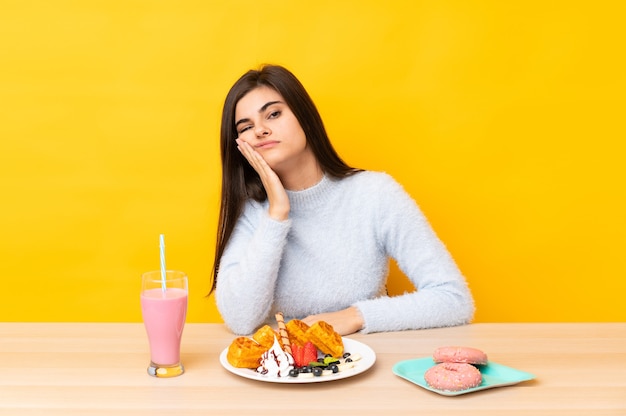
[159,234,167,292]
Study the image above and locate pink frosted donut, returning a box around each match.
[424,362,482,391]
[433,346,488,365]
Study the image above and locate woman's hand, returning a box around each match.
[301,306,365,336]
[236,139,290,221]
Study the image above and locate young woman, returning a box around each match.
[213,65,474,335]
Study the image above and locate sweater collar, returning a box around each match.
[286,174,334,210]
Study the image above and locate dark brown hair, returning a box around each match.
[210,65,361,293]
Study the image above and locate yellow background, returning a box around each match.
[1,1,624,323]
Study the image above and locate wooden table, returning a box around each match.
[1,323,624,415]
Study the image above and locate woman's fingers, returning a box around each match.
[236,139,259,169]
[236,139,290,221]
[237,140,272,180]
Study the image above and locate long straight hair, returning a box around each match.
[211,65,361,293]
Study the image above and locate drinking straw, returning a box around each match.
[159,234,167,292]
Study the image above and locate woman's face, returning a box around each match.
[234,86,313,174]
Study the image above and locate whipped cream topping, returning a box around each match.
[257,336,294,377]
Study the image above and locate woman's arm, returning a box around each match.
[216,140,292,335]
[355,174,475,333]
[298,173,473,335]
[215,206,291,335]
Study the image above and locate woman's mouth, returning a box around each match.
[255,140,279,149]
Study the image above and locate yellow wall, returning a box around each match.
[1,1,624,323]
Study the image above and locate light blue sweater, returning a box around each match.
[216,171,474,335]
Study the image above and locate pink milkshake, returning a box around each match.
[141,271,188,377]
[141,288,187,364]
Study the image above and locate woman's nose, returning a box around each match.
[255,124,271,137]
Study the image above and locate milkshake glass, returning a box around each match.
[140,270,188,377]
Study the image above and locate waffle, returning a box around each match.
[252,325,278,350]
[285,319,310,347]
[305,321,344,357]
[226,336,267,368]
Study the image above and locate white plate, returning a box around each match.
[219,337,376,383]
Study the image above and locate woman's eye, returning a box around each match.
[268,110,281,119]
[238,125,252,134]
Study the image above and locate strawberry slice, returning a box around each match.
[303,341,318,366]
[291,343,305,367]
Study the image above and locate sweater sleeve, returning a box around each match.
[354,174,475,333]
[215,202,291,335]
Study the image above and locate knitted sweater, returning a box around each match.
[215,171,474,335]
